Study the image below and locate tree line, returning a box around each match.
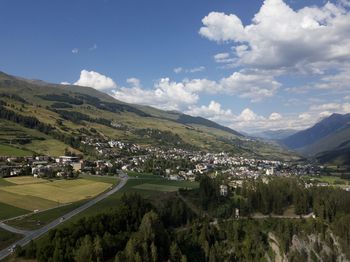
[0,102,53,134]
[16,189,350,261]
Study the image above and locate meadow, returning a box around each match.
[6,200,87,230]
[0,176,115,220]
[0,144,33,157]
[0,120,78,157]
[132,183,181,192]
[2,173,197,231]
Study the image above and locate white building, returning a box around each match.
[56,156,79,164]
[220,185,228,197]
[266,167,274,175]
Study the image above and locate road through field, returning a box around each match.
[0,174,128,261]
[0,222,30,236]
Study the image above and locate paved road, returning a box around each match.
[0,223,31,236]
[0,175,128,261]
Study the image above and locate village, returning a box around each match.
[1,137,342,193]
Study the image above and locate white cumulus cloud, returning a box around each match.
[219,71,281,102]
[112,78,199,110]
[199,12,245,42]
[200,0,350,72]
[237,108,262,122]
[186,101,234,124]
[186,102,297,132]
[269,112,282,121]
[74,70,117,90]
[298,113,311,120]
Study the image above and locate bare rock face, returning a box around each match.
[268,231,349,262]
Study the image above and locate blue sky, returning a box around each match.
[1,0,350,132]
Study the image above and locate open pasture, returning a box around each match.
[0,190,56,212]
[0,176,114,218]
[132,183,181,192]
[0,144,33,157]
[4,176,48,185]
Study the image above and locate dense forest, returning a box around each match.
[15,177,350,261]
[189,176,350,222]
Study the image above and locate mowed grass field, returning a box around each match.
[6,200,88,230]
[132,183,181,192]
[0,144,33,157]
[0,176,115,220]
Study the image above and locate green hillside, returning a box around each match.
[0,71,297,160]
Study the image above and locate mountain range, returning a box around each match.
[0,71,295,160]
[281,113,350,165]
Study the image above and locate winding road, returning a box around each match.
[0,175,128,261]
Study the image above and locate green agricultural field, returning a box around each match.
[132,183,181,192]
[1,178,112,206]
[6,200,88,230]
[23,138,71,157]
[0,190,58,211]
[0,176,115,220]
[127,172,164,179]
[79,174,119,185]
[302,175,350,186]
[3,174,197,230]
[0,202,28,221]
[4,176,48,185]
[318,175,349,185]
[0,178,15,187]
[5,176,120,230]
[0,144,33,157]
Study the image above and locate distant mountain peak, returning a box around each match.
[282,113,350,150]
[281,113,350,164]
